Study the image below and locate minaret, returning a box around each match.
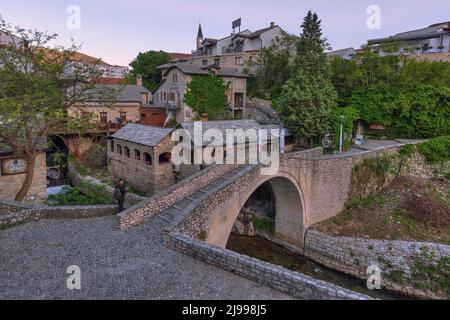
[196,23,204,51]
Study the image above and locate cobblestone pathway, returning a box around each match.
[0,215,293,300]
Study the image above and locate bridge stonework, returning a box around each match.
[167,145,403,251]
[119,144,405,253]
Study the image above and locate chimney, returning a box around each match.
[136,74,143,86]
[270,22,275,27]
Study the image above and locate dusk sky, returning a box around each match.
[1,0,449,66]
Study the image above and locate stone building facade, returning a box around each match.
[0,151,47,203]
[153,62,248,122]
[68,81,151,134]
[107,124,175,195]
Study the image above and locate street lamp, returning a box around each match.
[339,115,345,154]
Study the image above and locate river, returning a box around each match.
[227,234,412,300]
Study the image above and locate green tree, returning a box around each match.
[275,11,337,146]
[330,56,364,107]
[184,74,231,119]
[128,50,171,90]
[246,31,298,100]
[0,24,116,201]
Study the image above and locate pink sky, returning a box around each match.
[1,0,449,66]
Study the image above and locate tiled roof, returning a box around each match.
[168,52,192,59]
[112,124,173,147]
[248,25,279,38]
[84,84,150,103]
[180,120,262,146]
[160,62,248,78]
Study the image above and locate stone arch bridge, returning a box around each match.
[119,145,403,252]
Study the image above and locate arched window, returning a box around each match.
[135,149,141,161]
[110,140,115,153]
[144,153,152,165]
[124,147,130,158]
[117,145,122,155]
[159,152,171,164]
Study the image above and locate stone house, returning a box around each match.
[0,140,48,203]
[106,120,289,194]
[191,22,284,71]
[68,77,151,134]
[107,124,175,195]
[153,62,248,122]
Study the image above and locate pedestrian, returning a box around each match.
[114,179,127,213]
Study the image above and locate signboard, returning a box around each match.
[1,158,27,175]
[369,124,385,130]
[232,18,241,30]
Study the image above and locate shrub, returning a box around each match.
[47,181,115,206]
[417,136,450,164]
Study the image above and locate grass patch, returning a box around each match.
[251,214,275,235]
[127,186,147,197]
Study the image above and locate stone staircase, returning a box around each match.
[154,165,255,228]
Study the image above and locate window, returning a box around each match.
[159,152,171,164]
[120,112,127,122]
[235,57,244,65]
[248,56,254,62]
[214,58,220,66]
[202,59,208,66]
[124,147,130,158]
[173,73,178,83]
[100,112,108,123]
[164,92,167,101]
[135,149,141,160]
[110,140,115,153]
[117,145,122,155]
[144,153,152,165]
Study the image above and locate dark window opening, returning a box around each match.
[124,147,130,158]
[135,149,141,160]
[117,145,122,155]
[159,152,171,164]
[144,153,152,165]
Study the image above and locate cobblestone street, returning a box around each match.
[0,216,293,300]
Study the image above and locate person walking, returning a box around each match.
[114,179,127,213]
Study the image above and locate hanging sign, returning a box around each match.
[1,158,27,175]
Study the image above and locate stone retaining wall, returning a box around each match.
[0,200,117,230]
[164,231,372,300]
[304,229,450,299]
[118,164,238,229]
[0,199,34,214]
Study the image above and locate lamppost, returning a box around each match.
[339,115,345,154]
